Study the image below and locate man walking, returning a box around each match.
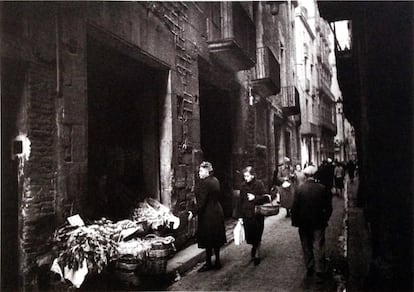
[291,165,333,282]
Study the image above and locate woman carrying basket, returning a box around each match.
[237,166,270,265]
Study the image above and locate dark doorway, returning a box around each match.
[199,81,233,217]
[87,36,167,221]
[274,115,282,167]
[1,58,25,290]
[284,130,291,159]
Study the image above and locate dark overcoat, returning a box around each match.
[195,175,226,248]
[291,178,333,230]
[237,178,269,245]
[279,185,294,209]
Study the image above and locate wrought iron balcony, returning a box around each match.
[281,86,300,116]
[321,119,337,134]
[251,47,281,97]
[320,101,337,134]
[301,121,319,136]
[207,2,256,71]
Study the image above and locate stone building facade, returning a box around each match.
[295,0,336,167]
[1,2,301,289]
[319,2,413,290]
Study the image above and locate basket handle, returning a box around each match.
[145,234,158,240]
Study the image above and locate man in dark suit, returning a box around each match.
[291,165,333,282]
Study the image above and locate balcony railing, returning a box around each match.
[301,121,319,136]
[281,86,300,116]
[320,102,337,133]
[251,46,281,97]
[207,2,256,71]
[321,118,337,133]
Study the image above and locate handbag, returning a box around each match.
[255,194,280,216]
[233,220,245,246]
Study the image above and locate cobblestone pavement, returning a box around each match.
[168,195,346,292]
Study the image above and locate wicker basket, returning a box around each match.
[113,255,143,287]
[138,235,173,275]
[115,255,142,272]
[113,269,140,286]
[255,201,280,216]
[142,255,168,275]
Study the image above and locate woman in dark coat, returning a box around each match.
[192,161,226,272]
[237,166,270,265]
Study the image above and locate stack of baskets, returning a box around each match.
[113,239,151,286]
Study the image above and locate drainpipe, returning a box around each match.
[54,3,65,224]
[55,4,61,99]
[287,0,292,88]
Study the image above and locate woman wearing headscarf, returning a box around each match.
[190,161,226,272]
[237,166,270,265]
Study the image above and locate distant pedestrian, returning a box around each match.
[291,165,333,282]
[294,164,306,187]
[237,166,270,266]
[277,157,294,184]
[347,160,356,183]
[190,161,226,272]
[316,159,334,195]
[334,162,345,197]
[277,158,294,217]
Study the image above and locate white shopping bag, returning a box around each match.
[233,220,245,246]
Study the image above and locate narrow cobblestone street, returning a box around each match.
[168,194,346,291]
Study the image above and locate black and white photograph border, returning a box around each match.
[1,1,413,291]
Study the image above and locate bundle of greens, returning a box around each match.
[53,223,119,274]
[130,198,180,230]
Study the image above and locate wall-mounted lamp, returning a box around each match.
[248,87,255,106]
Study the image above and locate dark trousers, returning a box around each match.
[298,227,326,273]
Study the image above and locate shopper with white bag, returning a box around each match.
[236,166,271,266]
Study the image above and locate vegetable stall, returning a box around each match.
[49,198,180,288]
